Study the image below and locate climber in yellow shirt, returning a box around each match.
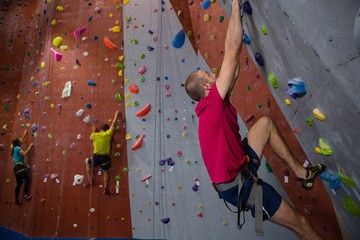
[85,110,120,195]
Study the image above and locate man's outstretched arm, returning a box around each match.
[216,0,243,100]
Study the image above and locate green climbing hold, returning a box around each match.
[123,167,129,173]
[115,93,123,101]
[343,196,360,216]
[4,105,9,111]
[115,175,121,181]
[2,65,10,70]
[265,161,273,173]
[140,76,145,83]
[257,103,263,109]
[129,38,138,45]
[306,117,314,126]
[26,51,30,57]
[140,53,145,59]
[267,71,279,88]
[116,63,125,69]
[125,16,131,22]
[219,16,224,23]
[247,85,250,91]
[134,101,139,107]
[338,168,356,188]
[319,138,332,156]
[261,26,268,35]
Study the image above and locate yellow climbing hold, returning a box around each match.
[210,35,216,41]
[60,45,68,51]
[50,103,55,109]
[124,78,129,83]
[125,93,131,99]
[118,70,123,77]
[261,26,268,35]
[123,0,129,5]
[204,14,211,22]
[40,61,45,68]
[44,81,50,87]
[177,10,182,16]
[56,5,64,11]
[313,108,325,121]
[52,36,63,47]
[187,31,193,36]
[119,55,124,61]
[315,147,321,154]
[51,19,57,26]
[125,102,131,107]
[125,133,131,140]
[111,26,121,32]
[204,52,210,59]
[285,99,291,105]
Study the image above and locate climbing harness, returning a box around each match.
[213,157,264,236]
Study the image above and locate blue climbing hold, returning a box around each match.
[255,52,265,67]
[202,0,211,10]
[286,78,307,98]
[243,33,251,44]
[161,218,170,224]
[242,1,252,15]
[87,80,96,86]
[172,29,185,49]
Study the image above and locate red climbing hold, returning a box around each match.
[129,84,139,94]
[131,134,145,150]
[104,36,117,49]
[135,104,151,117]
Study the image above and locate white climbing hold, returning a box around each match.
[61,81,72,98]
[76,109,85,117]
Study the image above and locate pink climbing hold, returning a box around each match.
[197,212,203,218]
[50,48,63,62]
[73,26,87,39]
[138,66,147,75]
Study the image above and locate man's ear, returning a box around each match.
[202,82,211,90]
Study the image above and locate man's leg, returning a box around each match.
[103,170,110,195]
[270,199,322,240]
[246,116,307,179]
[85,158,93,186]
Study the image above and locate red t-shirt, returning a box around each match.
[195,83,247,183]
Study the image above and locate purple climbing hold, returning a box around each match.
[161,218,170,224]
[255,52,265,67]
[242,1,252,15]
[172,29,185,49]
[167,157,175,166]
[147,46,155,51]
[192,184,198,192]
[159,159,166,166]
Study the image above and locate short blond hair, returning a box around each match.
[185,70,207,101]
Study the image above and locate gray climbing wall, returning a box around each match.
[218,0,360,239]
[123,1,297,239]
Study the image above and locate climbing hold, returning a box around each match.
[320,171,340,190]
[87,80,96,86]
[285,99,291,105]
[94,7,101,13]
[312,108,325,121]
[129,84,139,94]
[242,1,253,15]
[141,174,152,184]
[129,38,138,45]
[202,0,211,9]
[338,168,356,188]
[197,212,203,218]
[60,45,68,51]
[50,48,63,62]
[111,26,121,32]
[343,196,360,216]
[73,224,78,228]
[40,61,46,69]
[161,218,170,224]
[306,117,314,126]
[73,26,87,39]
[261,26,268,35]
[135,104,151,117]
[255,52,265,67]
[61,81,72,98]
[219,16,224,23]
[147,46,155,51]
[52,36,63,47]
[76,109,85,117]
[171,29,185,49]
[319,138,332,156]
[315,147,321,154]
[286,78,307,98]
[267,71,278,88]
[56,5,64,11]
[132,134,145,150]
[243,32,251,44]
[90,208,95,213]
[73,174,84,186]
[203,14,211,22]
[245,114,255,123]
[138,66,147,75]
[115,93,123,101]
[104,36,117,49]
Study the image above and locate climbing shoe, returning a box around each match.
[24,195,32,201]
[297,164,326,191]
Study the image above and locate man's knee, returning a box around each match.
[257,116,272,126]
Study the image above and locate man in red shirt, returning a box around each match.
[185,1,325,239]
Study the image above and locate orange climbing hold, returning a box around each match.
[104,36,117,49]
[129,84,139,94]
[132,134,145,150]
[135,104,151,117]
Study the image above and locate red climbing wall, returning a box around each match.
[170,0,342,239]
[0,1,132,238]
